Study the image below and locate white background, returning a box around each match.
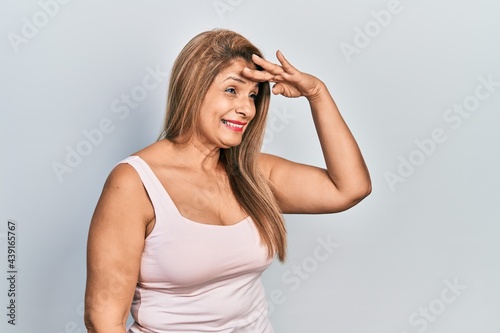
[1,0,499,332]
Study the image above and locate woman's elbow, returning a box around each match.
[334,182,372,212]
[359,181,372,200]
[84,312,98,333]
[351,181,372,203]
[84,309,126,333]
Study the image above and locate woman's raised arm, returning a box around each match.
[244,51,371,214]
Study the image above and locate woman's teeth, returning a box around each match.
[222,120,243,129]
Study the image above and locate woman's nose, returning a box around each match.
[235,97,254,119]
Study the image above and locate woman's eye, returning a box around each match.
[226,87,236,94]
[249,93,257,100]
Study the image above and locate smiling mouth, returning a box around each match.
[221,119,246,131]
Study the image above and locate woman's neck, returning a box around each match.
[166,136,222,172]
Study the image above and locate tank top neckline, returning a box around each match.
[129,155,251,228]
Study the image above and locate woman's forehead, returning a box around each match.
[216,59,259,86]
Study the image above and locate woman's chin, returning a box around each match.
[219,138,243,149]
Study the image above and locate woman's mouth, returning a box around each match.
[221,119,246,132]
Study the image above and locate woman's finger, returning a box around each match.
[252,54,284,75]
[242,67,282,82]
[275,50,297,75]
[272,83,285,95]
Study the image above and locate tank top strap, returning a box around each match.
[117,155,177,217]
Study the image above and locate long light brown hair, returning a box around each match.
[158,29,286,262]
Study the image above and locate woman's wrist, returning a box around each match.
[305,79,329,102]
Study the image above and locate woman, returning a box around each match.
[84,29,371,333]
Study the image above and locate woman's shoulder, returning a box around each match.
[106,141,165,185]
[104,161,144,195]
[257,152,290,179]
[129,139,174,167]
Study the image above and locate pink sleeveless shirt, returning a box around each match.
[120,156,274,333]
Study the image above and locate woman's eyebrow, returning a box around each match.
[224,76,259,88]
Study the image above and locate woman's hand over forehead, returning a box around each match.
[242,50,324,100]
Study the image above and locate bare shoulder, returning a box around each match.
[103,162,144,195]
[106,140,171,186]
[94,161,154,225]
[131,139,174,168]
